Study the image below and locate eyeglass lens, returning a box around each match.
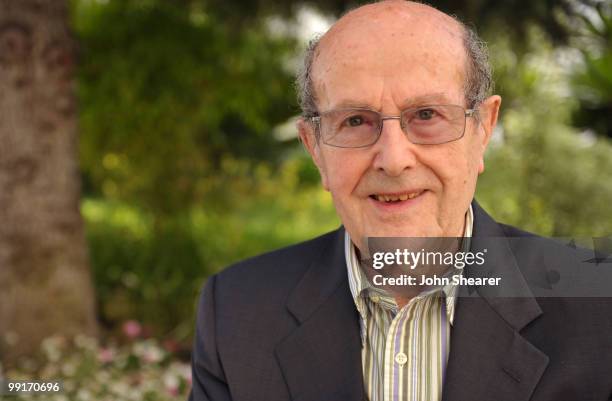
[319,105,468,147]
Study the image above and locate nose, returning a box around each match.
[371,117,418,176]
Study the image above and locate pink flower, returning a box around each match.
[122,320,142,339]
[98,347,115,364]
[167,385,179,397]
[163,339,179,354]
[142,347,163,363]
[164,375,180,396]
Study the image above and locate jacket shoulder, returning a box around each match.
[207,228,343,309]
[217,228,341,282]
[497,222,593,262]
[497,223,538,238]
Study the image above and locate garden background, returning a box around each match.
[0,0,611,399]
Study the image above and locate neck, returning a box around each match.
[356,213,468,310]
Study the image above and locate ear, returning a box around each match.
[475,95,501,174]
[297,118,329,190]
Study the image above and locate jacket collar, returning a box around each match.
[466,201,544,330]
[442,201,549,401]
[276,227,365,401]
[285,227,350,324]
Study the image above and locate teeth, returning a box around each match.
[375,191,422,202]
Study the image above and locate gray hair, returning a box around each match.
[296,20,493,117]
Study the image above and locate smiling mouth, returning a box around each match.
[369,190,425,203]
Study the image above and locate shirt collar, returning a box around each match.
[345,204,474,325]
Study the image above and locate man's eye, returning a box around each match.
[345,115,365,127]
[416,108,436,120]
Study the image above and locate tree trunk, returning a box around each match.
[0,0,98,367]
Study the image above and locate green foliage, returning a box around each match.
[71,0,328,337]
[569,2,612,138]
[73,0,298,214]
[175,0,587,46]
[477,27,612,237]
[84,201,203,339]
[83,155,338,339]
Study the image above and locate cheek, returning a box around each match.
[422,144,480,194]
[322,150,370,197]
[326,162,360,201]
[451,148,481,196]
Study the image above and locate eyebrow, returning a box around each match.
[400,93,454,108]
[328,100,376,110]
[328,93,456,112]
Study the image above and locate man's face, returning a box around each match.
[299,2,501,252]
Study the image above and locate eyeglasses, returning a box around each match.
[308,104,478,148]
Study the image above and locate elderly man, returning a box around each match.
[189,1,612,401]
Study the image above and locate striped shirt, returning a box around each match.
[345,206,473,401]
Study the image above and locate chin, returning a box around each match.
[362,226,440,240]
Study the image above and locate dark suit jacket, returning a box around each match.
[189,202,612,401]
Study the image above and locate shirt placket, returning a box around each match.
[383,300,417,401]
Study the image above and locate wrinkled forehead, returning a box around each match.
[312,2,468,108]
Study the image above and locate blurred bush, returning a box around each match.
[568,1,612,139]
[71,0,321,338]
[73,0,298,214]
[83,154,338,340]
[1,334,191,401]
[477,27,612,237]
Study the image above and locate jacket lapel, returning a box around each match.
[273,204,551,401]
[442,202,549,401]
[275,228,364,401]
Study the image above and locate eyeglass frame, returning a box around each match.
[306,104,479,148]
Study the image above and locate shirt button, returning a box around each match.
[395,352,407,365]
